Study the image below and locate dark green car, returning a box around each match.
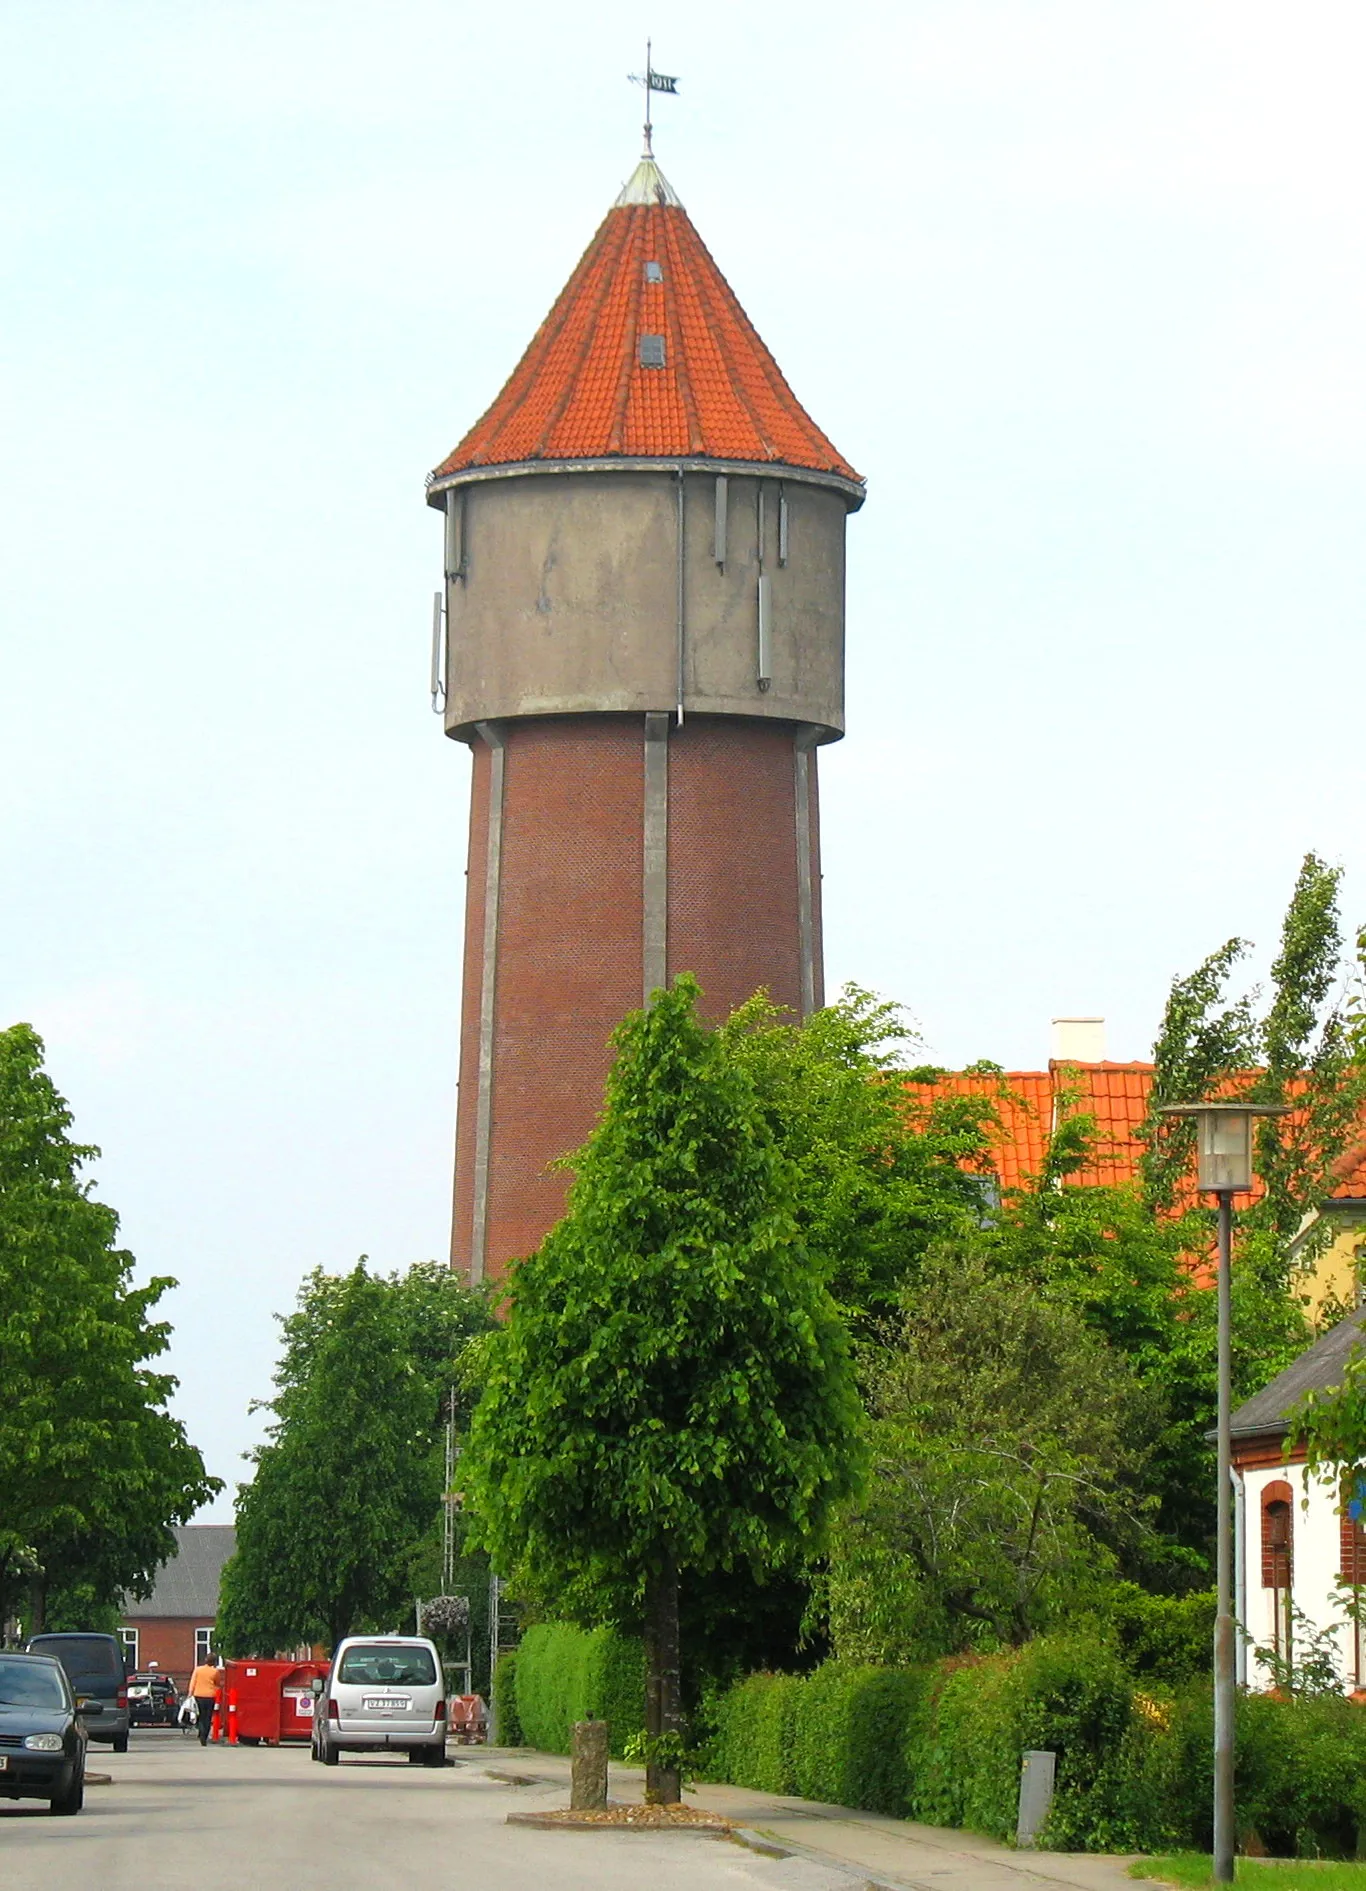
[0,1652,95,1815]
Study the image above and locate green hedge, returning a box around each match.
[492,1651,522,1747]
[714,1672,803,1793]
[792,1663,928,1814]
[708,1637,1366,1858]
[512,1623,645,1759]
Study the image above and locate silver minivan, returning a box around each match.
[312,1636,446,1767]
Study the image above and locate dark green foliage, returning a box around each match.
[709,1636,1160,1847]
[828,1249,1158,1660]
[511,1623,645,1758]
[219,1260,493,1654]
[707,1640,1366,1858]
[971,1119,1307,1577]
[464,978,865,1778]
[720,987,999,1322]
[1231,1693,1366,1859]
[789,1662,925,1814]
[1101,1583,1214,1686]
[903,1637,1141,1845]
[711,1672,802,1794]
[492,1652,522,1747]
[0,1023,218,1632]
[1155,1688,1366,1861]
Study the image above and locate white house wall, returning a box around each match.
[1237,1461,1356,1691]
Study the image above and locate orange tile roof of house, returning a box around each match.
[1329,1139,1366,1200]
[912,1063,1156,1193]
[429,158,861,487]
[913,1061,1364,1213]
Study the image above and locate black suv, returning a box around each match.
[26,1634,130,1751]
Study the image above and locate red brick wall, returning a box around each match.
[451,714,823,1281]
[484,718,643,1274]
[449,737,491,1268]
[121,1618,213,1690]
[666,718,804,1023]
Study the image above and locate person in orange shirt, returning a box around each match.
[186,1657,220,1747]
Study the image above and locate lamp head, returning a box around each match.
[1158,1100,1294,1194]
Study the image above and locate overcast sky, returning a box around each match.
[4,1,1365,1517]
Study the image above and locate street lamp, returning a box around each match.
[1159,1099,1292,1886]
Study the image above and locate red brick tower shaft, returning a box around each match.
[429,156,863,1282]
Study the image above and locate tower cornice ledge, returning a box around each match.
[426,455,866,512]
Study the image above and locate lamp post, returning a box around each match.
[1159,1100,1292,1886]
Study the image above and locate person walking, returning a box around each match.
[186,1655,220,1746]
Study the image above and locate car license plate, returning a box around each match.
[362,1695,409,1711]
[0,1757,8,1772]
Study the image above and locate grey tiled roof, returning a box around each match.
[122,1525,236,1621]
[1230,1308,1366,1441]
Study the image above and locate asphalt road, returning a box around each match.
[0,1729,857,1891]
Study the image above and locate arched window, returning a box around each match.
[1262,1479,1294,1666]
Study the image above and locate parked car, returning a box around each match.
[0,1651,96,1814]
[26,1633,130,1751]
[312,1636,446,1767]
[127,1672,179,1725]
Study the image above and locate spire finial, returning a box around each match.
[628,41,679,160]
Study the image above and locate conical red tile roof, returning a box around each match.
[430,159,860,487]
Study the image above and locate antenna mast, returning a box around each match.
[643,38,654,155]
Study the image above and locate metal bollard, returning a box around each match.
[1016,1749,1056,1848]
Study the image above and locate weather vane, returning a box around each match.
[628,40,679,157]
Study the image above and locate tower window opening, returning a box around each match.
[644,260,663,283]
[639,333,666,369]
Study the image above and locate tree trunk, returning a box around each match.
[643,1553,681,1805]
[28,1569,45,1639]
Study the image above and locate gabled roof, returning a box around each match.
[1229,1308,1366,1441]
[429,157,860,489]
[122,1525,236,1621]
[910,1062,1156,1193]
[911,1060,1366,1213]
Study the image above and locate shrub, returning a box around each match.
[1103,1583,1215,1687]
[492,1650,522,1747]
[707,1635,1366,1856]
[1234,1691,1366,1859]
[512,1622,645,1758]
[714,1673,802,1794]
[789,1662,925,1814]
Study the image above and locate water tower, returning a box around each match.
[428,148,864,1281]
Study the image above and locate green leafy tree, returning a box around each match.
[462,978,865,1802]
[719,988,999,1323]
[218,1261,491,1654]
[1138,853,1366,1294]
[0,1023,218,1632]
[827,1249,1157,1661]
[976,1111,1307,1572]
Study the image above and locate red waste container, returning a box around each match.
[448,1695,488,1744]
[224,1659,330,1746]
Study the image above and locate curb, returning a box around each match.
[506,1808,734,1838]
[728,1824,914,1890]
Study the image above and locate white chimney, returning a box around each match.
[1051,1017,1106,1064]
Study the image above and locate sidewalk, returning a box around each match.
[478,1748,1167,1890]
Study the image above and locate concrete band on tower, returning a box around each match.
[428,155,863,1284]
